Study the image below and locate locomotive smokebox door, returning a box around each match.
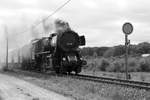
[79,36,86,46]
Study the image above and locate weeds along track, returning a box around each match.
[7,69,150,90]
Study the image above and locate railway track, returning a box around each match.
[6,69,150,90]
[64,74,150,90]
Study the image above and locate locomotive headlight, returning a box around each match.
[62,57,66,61]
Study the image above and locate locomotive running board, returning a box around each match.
[35,51,51,55]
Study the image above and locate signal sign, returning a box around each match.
[122,22,133,80]
[122,22,133,35]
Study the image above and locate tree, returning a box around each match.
[136,42,150,54]
[103,48,114,57]
[100,59,110,71]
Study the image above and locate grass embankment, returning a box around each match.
[2,70,150,100]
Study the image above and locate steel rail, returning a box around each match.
[63,74,150,90]
[77,74,150,86]
[7,69,150,90]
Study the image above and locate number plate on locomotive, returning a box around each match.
[68,56,77,61]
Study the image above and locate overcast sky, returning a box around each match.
[0,0,150,50]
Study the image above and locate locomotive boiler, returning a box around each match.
[20,30,86,74]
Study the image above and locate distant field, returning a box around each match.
[82,56,150,82]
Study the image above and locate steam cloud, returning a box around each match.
[0,14,56,64]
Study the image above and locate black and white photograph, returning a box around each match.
[0,0,150,100]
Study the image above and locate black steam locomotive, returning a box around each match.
[18,30,86,74]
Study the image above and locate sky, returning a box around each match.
[0,0,150,53]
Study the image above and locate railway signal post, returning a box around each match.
[122,22,133,80]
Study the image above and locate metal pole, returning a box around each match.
[125,34,128,79]
[5,26,8,70]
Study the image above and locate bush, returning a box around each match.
[106,65,115,72]
[128,58,140,72]
[139,58,150,72]
[84,56,150,72]
[111,60,124,72]
[99,58,110,71]
[103,48,114,57]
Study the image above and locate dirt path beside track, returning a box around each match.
[0,73,73,100]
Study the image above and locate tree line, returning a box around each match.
[81,42,150,57]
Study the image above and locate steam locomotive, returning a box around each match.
[16,30,86,74]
